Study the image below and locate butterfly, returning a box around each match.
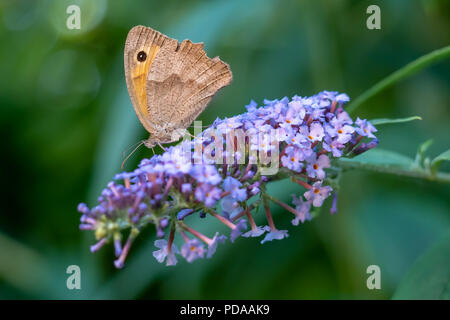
[124,25,233,149]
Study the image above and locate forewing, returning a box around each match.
[124,25,168,133]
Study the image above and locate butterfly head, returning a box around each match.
[144,132,182,150]
[143,137,157,149]
[144,135,171,149]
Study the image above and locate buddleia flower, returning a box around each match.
[77,91,378,268]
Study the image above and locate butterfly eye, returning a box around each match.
[137,51,147,62]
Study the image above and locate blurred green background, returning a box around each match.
[0,0,449,299]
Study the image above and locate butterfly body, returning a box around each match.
[124,25,232,148]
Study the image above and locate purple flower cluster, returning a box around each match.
[78,91,378,268]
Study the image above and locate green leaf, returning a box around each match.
[370,116,422,126]
[347,45,450,114]
[339,148,415,169]
[417,139,433,157]
[431,150,450,173]
[414,139,433,169]
[336,148,450,184]
[393,229,450,299]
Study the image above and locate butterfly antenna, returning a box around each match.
[121,140,144,170]
[122,140,144,159]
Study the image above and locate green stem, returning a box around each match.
[335,159,450,184]
[347,45,450,114]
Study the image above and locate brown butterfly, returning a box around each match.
[124,25,232,149]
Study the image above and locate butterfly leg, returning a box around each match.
[186,131,198,139]
[157,142,167,152]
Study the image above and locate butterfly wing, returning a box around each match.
[145,37,232,138]
[124,25,168,134]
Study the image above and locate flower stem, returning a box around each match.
[264,193,298,216]
[209,210,236,230]
[330,101,337,113]
[182,223,212,245]
[114,228,139,268]
[167,225,175,253]
[263,203,276,231]
[245,209,257,230]
[291,177,313,189]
